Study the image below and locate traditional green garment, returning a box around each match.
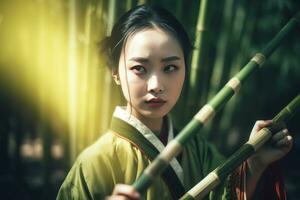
[56,106,238,200]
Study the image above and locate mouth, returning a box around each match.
[145,98,166,108]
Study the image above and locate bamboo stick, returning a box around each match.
[132,11,300,194]
[187,0,209,114]
[207,0,234,102]
[180,94,300,200]
[126,0,133,11]
[211,2,252,146]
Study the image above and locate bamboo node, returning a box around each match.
[293,16,300,24]
[159,140,182,162]
[144,158,166,179]
[197,26,206,32]
[247,128,272,151]
[251,53,266,67]
[188,171,220,198]
[195,104,215,124]
[226,77,241,93]
[144,168,155,179]
[286,107,292,115]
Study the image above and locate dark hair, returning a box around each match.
[100,5,192,70]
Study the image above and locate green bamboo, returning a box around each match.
[132,11,300,194]
[180,94,300,200]
[137,0,147,5]
[187,0,209,116]
[191,0,241,141]
[126,0,133,11]
[212,2,253,145]
[207,0,234,102]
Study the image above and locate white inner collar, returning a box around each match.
[113,106,183,183]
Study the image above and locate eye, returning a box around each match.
[164,65,178,73]
[131,65,147,75]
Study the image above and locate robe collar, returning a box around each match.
[112,106,184,183]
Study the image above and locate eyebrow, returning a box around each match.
[129,56,181,63]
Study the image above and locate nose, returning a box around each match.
[147,74,164,94]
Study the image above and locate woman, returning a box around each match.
[57,5,293,200]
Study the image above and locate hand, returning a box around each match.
[248,120,293,171]
[105,184,141,200]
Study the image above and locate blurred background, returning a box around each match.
[0,0,299,199]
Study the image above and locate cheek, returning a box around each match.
[169,72,185,100]
[119,72,146,100]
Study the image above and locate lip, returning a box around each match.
[145,98,166,108]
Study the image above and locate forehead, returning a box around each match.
[123,28,184,59]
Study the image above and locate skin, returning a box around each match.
[113,27,185,133]
[247,120,293,199]
[107,27,293,200]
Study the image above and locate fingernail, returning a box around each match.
[134,192,140,198]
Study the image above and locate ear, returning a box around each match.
[112,70,120,85]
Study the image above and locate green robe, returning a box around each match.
[57,106,233,200]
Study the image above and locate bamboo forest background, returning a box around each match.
[0,0,299,199]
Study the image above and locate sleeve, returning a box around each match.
[230,161,287,200]
[56,162,93,200]
[191,135,239,199]
[178,130,289,200]
[192,134,288,200]
[196,137,226,175]
[191,134,231,199]
[56,138,122,200]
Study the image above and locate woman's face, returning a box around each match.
[116,27,185,120]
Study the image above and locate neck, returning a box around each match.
[126,106,164,135]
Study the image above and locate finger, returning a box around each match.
[112,184,140,199]
[105,195,129,200]
[271,129,288,143]
[253,120,273,132]
[274,135,293,148]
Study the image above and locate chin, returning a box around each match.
[141,108,170,119]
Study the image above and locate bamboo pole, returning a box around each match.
[207,0,234,102]
[132,11,300,194]
[218,4,255,148]
[191,0,209,83]
[126,0,133,11]
[187,0,209,113]
[137,0,147,5]
[180,94,300,200]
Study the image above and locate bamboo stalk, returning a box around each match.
[207,0,234,102]
[137,0,147,5]
[132,11,300,194]
[187,0,209,114]
[185,0,212,120]
[174,0,210,130]
[209,1,250,144]
[126,0,133,11]
[180,94,300,200]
